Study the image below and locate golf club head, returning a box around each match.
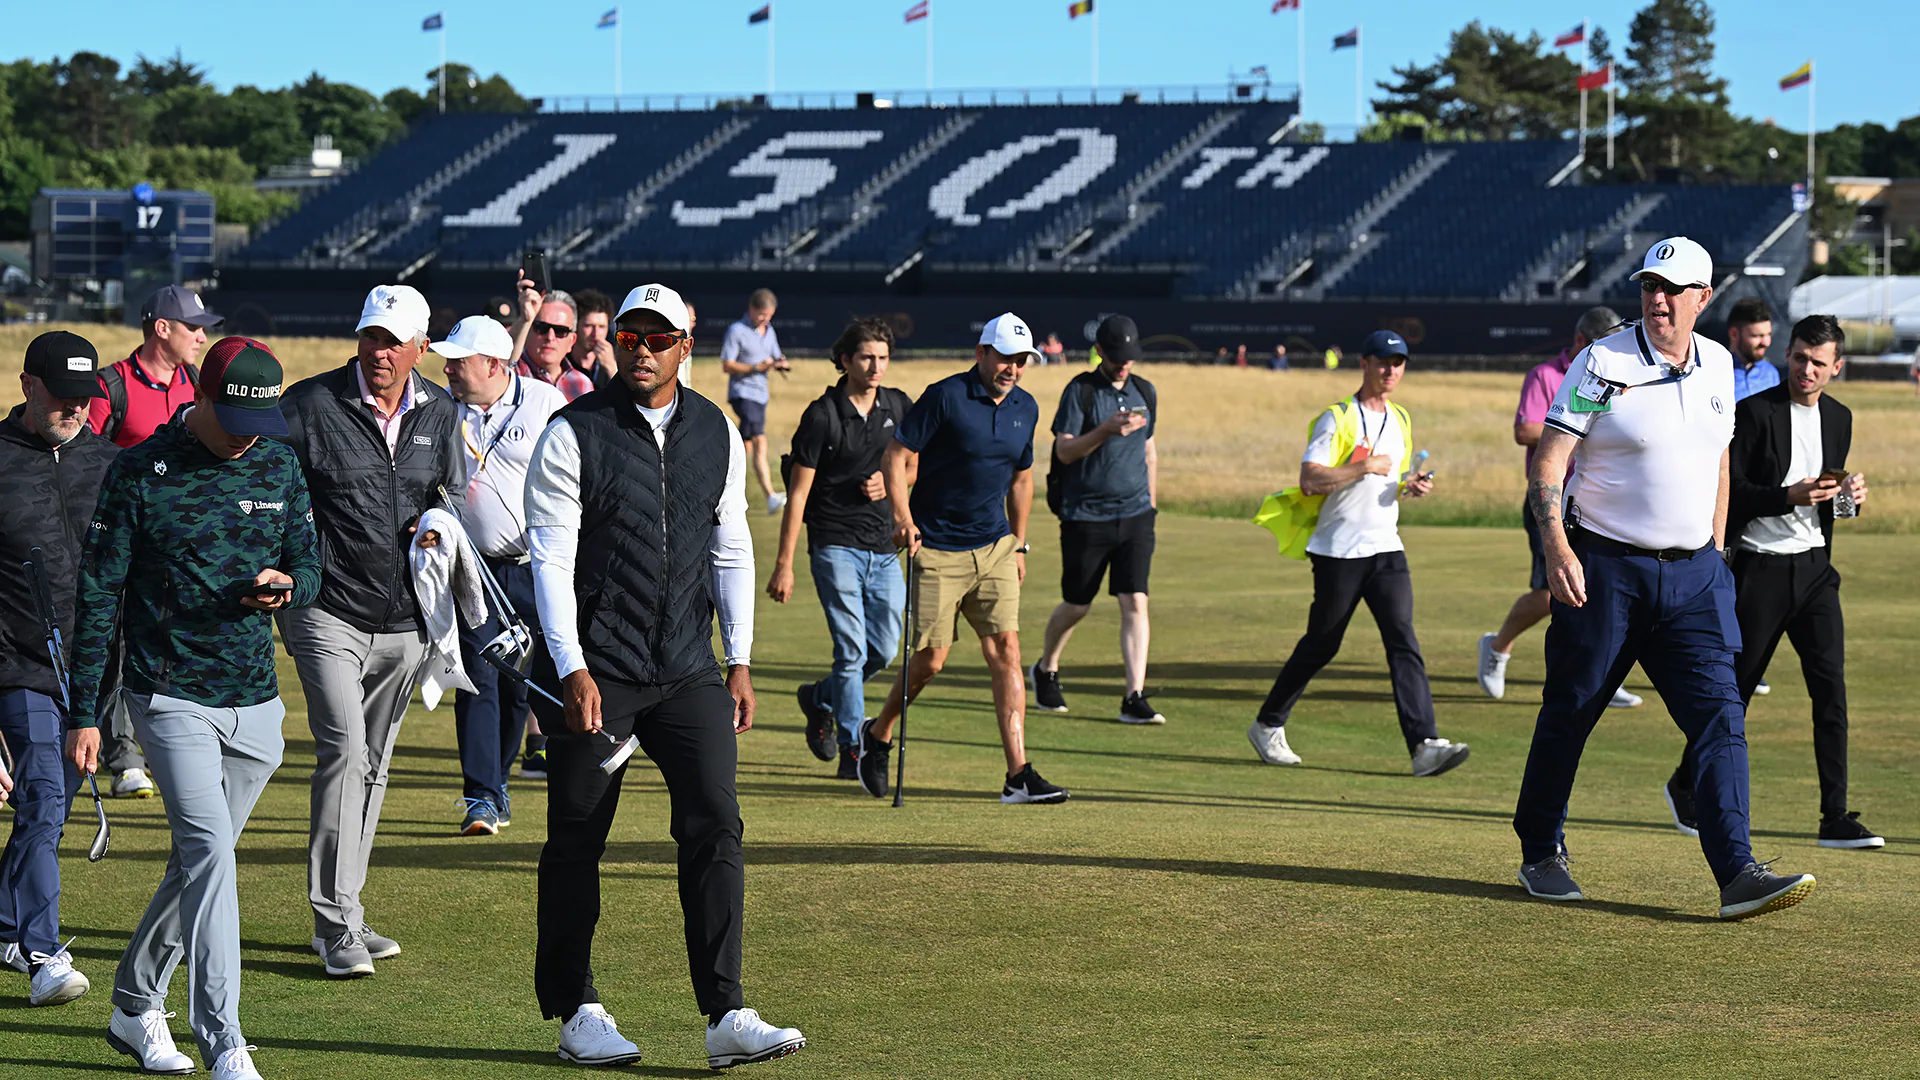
[86,774,110,862]
[599,734,640,775]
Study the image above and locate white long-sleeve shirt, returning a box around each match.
[524,392,753,678]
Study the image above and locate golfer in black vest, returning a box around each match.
[524,283,804,1070]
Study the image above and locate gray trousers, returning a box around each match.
[278,606,426,938]
[112,692,283,1065]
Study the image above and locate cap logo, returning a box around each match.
[384,295,398,309]
[645,287,661,303]
[153,460,167,476]
[1656,243,1675,260]
[66,357,92,372]
[1012,325,1027,338]
[190,294,203,311]
[226,381,283,400]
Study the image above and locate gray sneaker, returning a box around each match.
[1718,862,1816,921]
[314,931,374,977]
[1518,853,1584,901]
[1411,738,1470,777]
[357,925,401,960]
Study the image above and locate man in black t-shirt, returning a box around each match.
[767,319,914,778]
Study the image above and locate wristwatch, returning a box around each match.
[1014,541,1032,555]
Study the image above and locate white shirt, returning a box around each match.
[524,391,753,676]
[1740,401,1825,554]
[1545,325,1736,551]
[1302,401,1406,559]
[457,375,568,558]
[354,361,416,459]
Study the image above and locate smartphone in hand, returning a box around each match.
[521,251,551,295]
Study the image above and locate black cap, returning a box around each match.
[22,331,109,400]
[1095,314,1143,364]
[141,284,223,328]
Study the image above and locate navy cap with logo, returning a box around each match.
[1095,314,1144,365]
[199,337,288,436]
[23,330,110,399]
[1362,329,1410,360]
[141,284,224,329]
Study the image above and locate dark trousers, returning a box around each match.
[1674,548,1849,819]
[0,689,82,957]
[453,558,539,808]
[534,672,744,1021]
[1513,544,1754,886]
[1257,551,1438,753]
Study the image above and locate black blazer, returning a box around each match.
[1726,383,1851,551]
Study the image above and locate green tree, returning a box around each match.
[1371,21,1579,141]
[290,74,406,162]
[49,51,141,152]
[384,63,530,125]
[1617,0,1738,178]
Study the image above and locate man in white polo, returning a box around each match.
[438,315,568,836]
[1512,237,1817,920]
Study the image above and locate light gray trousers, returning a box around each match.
[112,692,284,1065]
[278,605,426,939]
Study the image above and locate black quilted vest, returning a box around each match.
[564,380,732,687]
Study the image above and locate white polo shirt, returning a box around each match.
[1544,324,1735,551]
[457,374,568,558]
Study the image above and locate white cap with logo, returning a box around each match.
[431,315,516,361]
[357,284,432,342]
[616,283,691,331]
[978,311,1041,362]
[1629,236,1713,289]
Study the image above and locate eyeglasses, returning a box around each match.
[1640,279,1698,297]
[532,320,576,337]
[616,330,688,354]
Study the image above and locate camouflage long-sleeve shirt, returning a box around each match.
[70,412,321,724]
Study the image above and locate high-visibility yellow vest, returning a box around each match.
[1253,396,1413,560]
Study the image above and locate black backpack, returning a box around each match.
[99,359,199,444]
[780,386,902,490]
[1046,371,1156,516]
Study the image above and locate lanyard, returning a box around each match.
[1357,403,1386,454]
[463,378,525,473]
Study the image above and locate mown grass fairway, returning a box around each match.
[3,516,1915,1079]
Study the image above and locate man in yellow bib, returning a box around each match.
[1248,331,1469,776]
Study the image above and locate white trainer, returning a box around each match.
[1608,686,1644,708]
[28,949,89,1006]
[558,1003,641,1066]
[1476,633,1509,699]
[706,1008,805,1069]
[211,1044,263,1080]
[1411,737,1471,778]
[113,767,157,798]
[1246,721,1302,765]
[108,1008,196,1075]
[2,941,28,973]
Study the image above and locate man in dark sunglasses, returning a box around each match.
[512,279,592,402]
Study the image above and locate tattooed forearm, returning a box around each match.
[1527,479,1563,531]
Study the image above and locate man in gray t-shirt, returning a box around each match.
[720,288,790,514]
[1030,315,1165,725]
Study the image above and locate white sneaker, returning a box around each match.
[1246,721,1301,765]
[113,767,156,798]
[706,1007,805,1069]
[558,1003,641,1066]
[1476,633,1509,699]
[2,941,28,973]
[1754,679,1772,696]
[211,1044,263,1080]
[766,492,787,515]
[1411,737,1471,778]
[29,948,89,1006]
[108,1008,196,1075]
[1607,686,1643,709]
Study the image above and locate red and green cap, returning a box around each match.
[200,337,288,436]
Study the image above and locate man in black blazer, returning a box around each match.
[1664,314,1882,849]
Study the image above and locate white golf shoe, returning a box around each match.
[28,949,89,1006]
[113,767,157,798]
[1476,632,1509,699]
[1246,721,1302,765]
[210,1044,263,1080]
[558,1003,641,1066]
[108,1008,196,1075]
[2,941,28,973]
[1607,686,1644,708]
[706,1008,805,1069]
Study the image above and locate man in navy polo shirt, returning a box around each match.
[855,313,1068,804]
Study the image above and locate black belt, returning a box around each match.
[1570,528,1713,563]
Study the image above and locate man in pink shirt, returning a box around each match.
[1476,306,1643,709]
[90,285,223,449]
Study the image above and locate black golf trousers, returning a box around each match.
[534,671,745,1021]
[1677,547,1849,819]
[1257,551,1439,753]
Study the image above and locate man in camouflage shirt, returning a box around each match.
[66,338,318,1080]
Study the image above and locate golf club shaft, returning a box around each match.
[479,649,566,709]
[25,549,72,712]
[438,484,522,622]
[894,547,913,808]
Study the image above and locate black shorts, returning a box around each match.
[1059,510,1156,605]
[729,398,767,439]
[1523,499,1548,591]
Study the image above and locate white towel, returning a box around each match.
[409,507,488,710]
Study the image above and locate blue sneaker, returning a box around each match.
[1718,861,1815,920]
[1518,852,1583,901]
[497,792,512,829]
[458,798,500,836]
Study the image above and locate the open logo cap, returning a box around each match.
[201,337,288,437]
[1630,236,1713,289]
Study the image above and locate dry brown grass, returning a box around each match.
[9,324,1917,531]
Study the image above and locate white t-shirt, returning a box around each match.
[1740,401,1824,554]
[1544,325,1736,551]
[1302,401,1406,559]
[458,375,568,558]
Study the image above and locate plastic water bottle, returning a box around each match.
[1405,449,1430,484]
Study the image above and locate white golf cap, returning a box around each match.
[431,315,515,361]
[616,283,690,331]
[978,311,1041,361]
[1629,236,1713,289]
[356,284,432,341]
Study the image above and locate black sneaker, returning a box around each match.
[856,720,891,800]
[1719,861,1816,920]
[519,748,549,780]
[797,682,835,762]
[1817,811,1886,849]
[1029,663,1069,712]
[836,748,859,781]
[1663,774,1700,837]
[1001,763,1069,804]
[1117,692,1165,725]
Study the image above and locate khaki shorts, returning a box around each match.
[911,534,1021,651]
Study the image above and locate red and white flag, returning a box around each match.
[1271,0,1300,11]
[905,0,928,22]
[1553,23,1585,48]
[1576,64,1611,92]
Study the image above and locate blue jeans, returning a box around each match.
[809,547,905,749]
[454,559,541,809]
[0,688,81,957]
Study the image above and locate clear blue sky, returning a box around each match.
[9,0,1911,131]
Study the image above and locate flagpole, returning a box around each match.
[926,3,933,91]
[614,7,623,110]
[438,20,447,114]
[1296,4,1306,125]
[1606,77,1615,171]
[1354,24,1363,128]
[1092,5,1100,91]
[1806,59,1816,194]
[1578,18,1588,157]
[768,6,776,96]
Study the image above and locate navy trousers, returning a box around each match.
[0,688,82,957]
[1513,543,1755,887]
[453,559,541,809]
